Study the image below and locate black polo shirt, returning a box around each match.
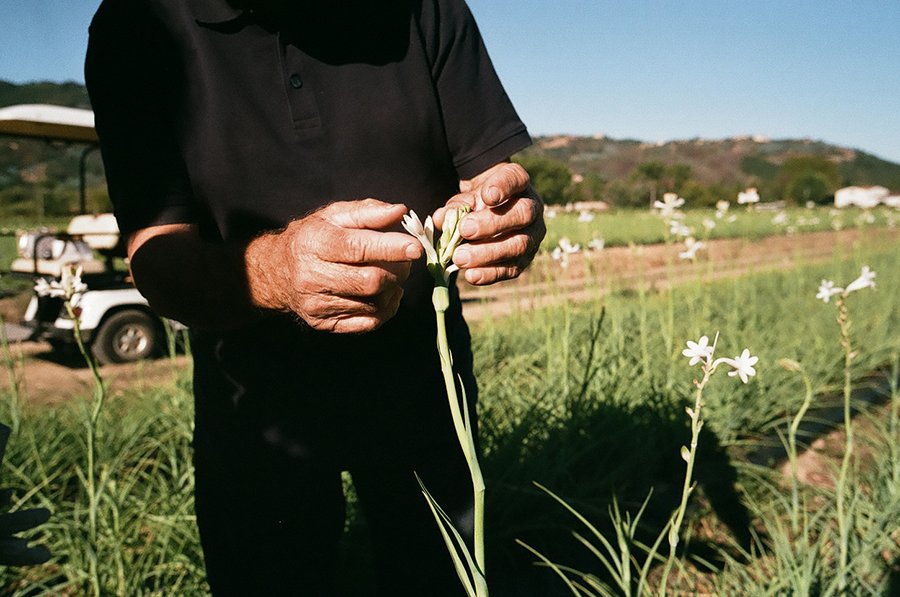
[85,0,530,452]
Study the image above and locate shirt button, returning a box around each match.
[289,74,303,89]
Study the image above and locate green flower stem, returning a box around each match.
[658,363,712,596]
[432,284,488,591]
[66,301,106,597]
[786,365,814,536]
[834,296,854,593]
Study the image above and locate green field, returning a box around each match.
[0,222,897,594]
[541,205,896,250]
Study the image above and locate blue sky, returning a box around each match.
[4,0,900,163]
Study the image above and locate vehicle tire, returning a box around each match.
[90,310,161,365]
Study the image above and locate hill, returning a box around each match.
[526,135,900,188]
[519,134,900,205]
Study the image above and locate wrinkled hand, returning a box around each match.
[248,199,422,333]
[435,162,545,285]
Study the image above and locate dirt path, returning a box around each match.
[0,228,896,404]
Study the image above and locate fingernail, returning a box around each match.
[454,247,470,266]
[405,243,420,259]
[485,186,501,204]
[467,270,483,284]
[460,219,477,237]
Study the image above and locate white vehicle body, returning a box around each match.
[24,287,150,333]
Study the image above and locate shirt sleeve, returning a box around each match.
[85,0,197,237]
[423,0,532,180]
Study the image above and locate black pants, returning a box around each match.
[190,315,477,596]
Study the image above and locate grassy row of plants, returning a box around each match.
[541,205,896,251]
[0,240,897,594]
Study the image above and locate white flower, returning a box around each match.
[577,210,595,223]
[587,237,605,252]
[682,335,713,366]
[669,220,691,238]
[558,237,581,254]
[34,265,88,306]
[715,200,730,213]
[726,214,738,223]
[545,208,557,219]
[402,207,470,282]
[401,210,439,265]
[737,188,760,205]
[722,349,759,383]
[678,237,704,261]
[702,218,716,231]
[653,193,685,218]
[843,266,876,295]
[816,280,844,303]
[771,212,788,226]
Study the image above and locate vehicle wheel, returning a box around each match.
[91,310,161,365]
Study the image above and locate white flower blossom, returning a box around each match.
[843,266,876,295]
[545,208,557,219]
[726,214,738,223]
[722,349,759,383]
[34,265,88,306]
[682,335,713,366]
[577,210,595,223]
[669,220,691,238]
[702,218,716,231]
[771,212,788,226]
[401,210,439,264]
[816,280,844,303]
[653,193,685,218]
[551,237,581,268]
[587,237,605,252]
[715,200,730,213]
[678,237,704,261]
[401,207,470,283]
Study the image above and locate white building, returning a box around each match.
[834,186,889,209]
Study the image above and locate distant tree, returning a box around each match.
[605,179,645,208]
[788,172,833,204]
[564,172,606,203]
[665,163,693,194]
[775,156,840,203]
[514,155,572,205]
[632,161,666,207]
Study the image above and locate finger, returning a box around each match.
[305,287,404,334]
[433,194,477,228]
[320,198,409,231]
[462,263,524,286]
[474,162,530,208]
[452,232,536,270]
[309,262,409,299]
[0,508,51,536]
[310,226,422,264]
[0,538,52,566]
[458,196,542,241]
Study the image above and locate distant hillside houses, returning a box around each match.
[834,185,900,209]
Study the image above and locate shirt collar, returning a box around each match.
[188,0,245,25]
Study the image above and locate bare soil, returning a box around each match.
[0,227,895,405]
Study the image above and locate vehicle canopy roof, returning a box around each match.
[0,103,97,144]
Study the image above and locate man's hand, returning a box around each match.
[435,162,545,285]
[247,199,422,333]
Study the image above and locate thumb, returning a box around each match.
[323,199,408,230]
